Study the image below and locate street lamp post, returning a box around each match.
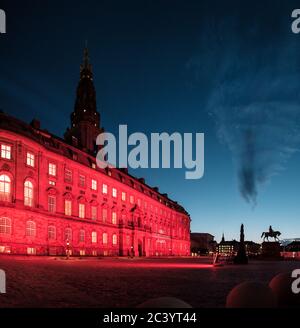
[66,239,70,260]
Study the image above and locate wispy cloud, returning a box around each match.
[190,12,300,205]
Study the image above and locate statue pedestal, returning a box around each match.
[261,242,282,260]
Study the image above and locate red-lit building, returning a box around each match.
[0,48,190,257]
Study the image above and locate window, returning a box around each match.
[121,192,126,202]
[65,169,72,183]
[26,221,36,237]
[102,208,107,223]
[102,232,108,244]
[0,174,11,201]
[49,180,56,186]
[126,235,130,246]
[27,247,36,255]
[48,163,56,176]
[0,217,11,234]
[26,152,35,167]
[112,211,117,225]
[79,203,85,219]
[79,229,85,242]
[130,195,134,204]
[64,200,72,216]
[48,195,56,213]
[65,228,72,241]
[102,183,108,194]
[144,201,147,209]
[0,246,11,254]
[137,198,141,207]
[112,188,117,198]
[79,175,85,188]
[91,179,97,191]
[24,180,34,207]
[92,163,96,169]
[91,206,97,220]
[1,144,11,159]
[92,231,97,243]
[112,234,117,245]
[48,226,56,240]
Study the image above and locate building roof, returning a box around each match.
[190,232,214,238]
[218,239,239,246]
[285,241,300,251]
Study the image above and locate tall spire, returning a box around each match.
[64,46,103,154]
[81,45,92,76]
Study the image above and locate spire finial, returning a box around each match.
[221,233,225,242]
[80,43,92,75]
[83,46,89,69]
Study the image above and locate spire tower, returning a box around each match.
[64,46,103,154]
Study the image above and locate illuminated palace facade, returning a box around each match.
[0,48,190,257]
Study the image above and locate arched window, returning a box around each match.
[48,226,56,240]
[0,217,12,234]
[102,232,108,245]
[26,220,36,237]
[24,180,34,207]
[0,174,11,201]
[112,234,117,245]
[65,227,72,241]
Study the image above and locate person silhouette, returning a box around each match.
[269,226,274,234]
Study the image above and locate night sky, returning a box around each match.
[1,0,300,242]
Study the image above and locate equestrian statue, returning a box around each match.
[261,226,281,242]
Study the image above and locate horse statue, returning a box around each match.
[261,226,281,242]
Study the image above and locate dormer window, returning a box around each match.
[71,137,78,148]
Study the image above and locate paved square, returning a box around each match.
[0,256,299,307]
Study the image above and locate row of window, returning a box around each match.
[0,173,187,225]
[1,143,187,223]
[1,144,35,166]
[0,217,118,245]
[0,144,181,217]
[1,143,188,224]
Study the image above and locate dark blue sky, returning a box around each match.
[1,0,300,242]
